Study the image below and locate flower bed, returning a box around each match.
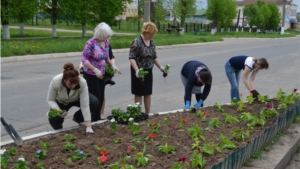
[1,89,300,169]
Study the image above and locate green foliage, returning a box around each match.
[35,149,47,160]
[219,134,236,149]
[190,149,206,168]
[134,143,153,167]
[131,137,141,144]
[138,68,149,82]
[110,118,118,133]
[206,0,225,28]
[258,94,270,103]
[220,0,238,28]
[63,134,74,142]
[223,113,240,124]
[230,98,239,106]
[174,0,197,28]
[1,150,10,169]
[128,120,141,135]
[7,148,18,155]
[171,157,189,169]
[213,102,224,112]
[72,150,88,161]
[265,2,281,29]
[240,112,254,122]
[260,104,279,119]
[63,143,76,152]
[231,127,250,141]
[243,3,260,27]
[48,109,62,118]
[164,64,170,73]
[9,0,39,23]
[247,114,266,128]
[36,162,44,169]
[108,156,135,169]
[164,118,169,124]
[127,103,142,118]
[106,65,115,76]
[114,138,122,144]
[157,143,175,154]
[208,118,222,128]
[201,142,222,155]
[246,95,254,104]
[15,158,29,169]
[111,108,128,122]
[191,138,201,150]
[40,141,50,149]
[187,124,206,141]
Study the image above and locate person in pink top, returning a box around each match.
[81,22,121,122]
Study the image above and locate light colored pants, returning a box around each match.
[225,61,241,100]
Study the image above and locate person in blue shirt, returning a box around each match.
[225,55,269,101]
[181,61,212,109]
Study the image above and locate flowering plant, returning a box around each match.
[187,124,206,141]
[1,149,10,168]
[72,150,88,161]
[63,143,75,152]
[147,121,160,134]
[98,155,107,166]
[213,102,224,112]
[100,149,108,156]
[63,134,74,142]
[108,156,135,169]
[131,137,141,144]
[145,133,156,141]
[36,162,44,169]
[260,104,279,119]
[208,118,222,128]
[171,157,189,169]
[138,68,148,82]
[223,113,240,124]
[134,143,153,167]
[231,127,250,141]
[128,118,140,135]
[15,158,29,169]
[48,109,62,118]
[201,142,222,155]
[163,64,170,77]
[246,93,254,104]
[191,138,201,150]
[157,143,175,154]
[35,149,47,160]
[114,138,122,144]
[127,145,137,153]
[40,141,50,149]
[127,102,142,118]
[7,147,18,155]
[111,108,128,122]
[110,118,118,133]
[190,148,206,169]
[219,134,236,149]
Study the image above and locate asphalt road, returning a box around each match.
[1,37,300,142]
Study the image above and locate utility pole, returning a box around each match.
[281,0,286,34]
[144,0,151,24]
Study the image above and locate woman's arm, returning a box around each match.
[130,59,139,71]
[47,78,60,110]
[154,58,163,68]
[249,70,259,90]
[242,66,254,92]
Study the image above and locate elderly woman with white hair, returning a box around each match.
[81,22,120,122]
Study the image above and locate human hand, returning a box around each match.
[194,100,203,109]
[61,110,68,117]
[183,101,191,110]
[251,90,260,98]
[135,69,140,78]
[112,65,121,74]
[93,68,103,79]
[86,127,94,133]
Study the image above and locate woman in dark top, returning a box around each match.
[224,55,269,101]
[129,22,167,114]
[181,61,212,109]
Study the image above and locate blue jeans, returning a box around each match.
[225,61,241,100]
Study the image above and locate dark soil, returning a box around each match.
[1,99,294,169]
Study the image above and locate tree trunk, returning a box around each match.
[1,0,10,39]
[20,23,24,37]
[52,24,57,37]
[82,24,86,37]
[2,24,10,39]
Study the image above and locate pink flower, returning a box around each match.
[178,157,187,162]
[197,148,202,153]
[294,88,297,93]
[266,104,272,109]
[127,146,132,153]
[99,155,107,163]
[183,118,188,123]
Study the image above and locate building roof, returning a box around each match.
[237,0,292,6]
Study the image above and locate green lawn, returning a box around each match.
[1,26,298,57]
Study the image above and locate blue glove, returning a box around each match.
[194,100,203,108]
[184,101,190,109]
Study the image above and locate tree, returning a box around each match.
[9,0,39,36]
[265,2,280,30]
[256,0,271,29]
[1,0,10,39]
[174,0,196,32]
[243,3,260,28]
[153,0,168,23]
[219,0,237,28]
[164,0,178,25]
[206,0,225,30]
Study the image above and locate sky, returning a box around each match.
[199,0,300,12]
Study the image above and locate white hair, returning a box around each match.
[94,22,114,40]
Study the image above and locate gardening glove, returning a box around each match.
[194,100,203,109]
[135,69,140,78]
[61,110,68,118]
[93,68,103,79]
[86,127,94,133]
[183,101,191,110]
[112,65,121,74]
[159,66,168,77]
[251,90,260,99]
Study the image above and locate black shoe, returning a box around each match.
[105,79,115,86]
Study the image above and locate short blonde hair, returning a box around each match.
[94,22,114,40]
[141,22,158,36]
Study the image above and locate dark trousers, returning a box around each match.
[83,71,105,122]
[48,93,98,130]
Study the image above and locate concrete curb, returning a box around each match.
[1,42,222,63]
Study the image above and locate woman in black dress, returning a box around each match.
[129,22,167,114]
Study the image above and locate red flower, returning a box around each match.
[100,150,108,156]
[266,104,272,109]
[99,155,107,163]
[183,118,188,123]
[97,143,102,147]
[149,133,156,139]
[197,148,202,153]
[127,146,132,153]
[202,112,207,117]
[152,122,157,127]
[294,88,297,93]
[178,157,187,163]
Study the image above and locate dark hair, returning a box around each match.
[199,68,212,84]
[257,58,269,69]
[63,63,79,84]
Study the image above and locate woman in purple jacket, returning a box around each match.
[224,55,269,101]
[181,61,212,109]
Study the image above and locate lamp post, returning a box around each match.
[144,0,151,24]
